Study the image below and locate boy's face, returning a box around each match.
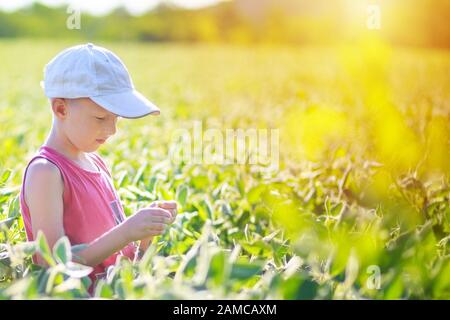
[52,98,118,152]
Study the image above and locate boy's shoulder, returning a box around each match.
[28,157,59,173]
[26,158,62,182]
[24,158,64,205]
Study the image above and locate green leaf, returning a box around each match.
[94,280,114,298]
[119,188,137,200]
[236,176,245,196]
[176,184,189,208]
[0,216,17,229]
[0,169,12,186]
[201,199,213,221]
[126,185,152,200]
[191,175,209,190]
[247,185,267,205]
[115,170,128,188]
[80,276,92,293]
[194,199,213,222]
[0,186,20,197]
[7,194,20,218]
[230,260,263,280]
[36,231,56,266]
[63,262,93,278]
[241,240,271,256]
[70,244,88,265]
[147,176,158,193]
[53,236,72,264]
[132,161,148,185]
[262,230,280,243]
[13,241,37,256]
[45,267,61,294]
[236,211,250,227]
[281,274,319,299]
[114,279,126,299]
[207,250,228,286]
[221,203,233,217]
[331,202,344,216]
[71,243,88,254]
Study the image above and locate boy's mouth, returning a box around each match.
[96,138,106,144]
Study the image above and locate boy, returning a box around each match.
[19,43,177,285]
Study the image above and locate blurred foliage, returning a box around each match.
[0,38,449,299]
[0,0,449,48]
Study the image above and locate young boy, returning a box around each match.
[19,43,177,285]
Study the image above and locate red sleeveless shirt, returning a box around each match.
[19,145,137,285]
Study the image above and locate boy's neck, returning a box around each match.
[44,128,86,162]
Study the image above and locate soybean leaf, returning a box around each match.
[0,217,17,229]
[230,260,264,280]
[247,185,267,205]
[207,250,228,286]
[36,231,56,267]
[53,236,72,264]
[63,262,93,278]
[7,194,20,218]
[71,243,88,254]
[176,184,189,208]
[0,169,12,186]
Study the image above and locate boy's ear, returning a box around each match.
[51,98,69,119]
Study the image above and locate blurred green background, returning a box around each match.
[0,0,449,300]
[0,0,449,48]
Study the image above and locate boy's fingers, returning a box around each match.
[146,201,177,222]
[150,201,176,209]
[157,201,177,209]
[143,207,172,218]
[148,223,167,231]
[156,208,172,218]
[149,215,171,224]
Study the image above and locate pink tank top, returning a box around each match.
[19,145,137,284]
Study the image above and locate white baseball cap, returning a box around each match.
[41,43,160,119]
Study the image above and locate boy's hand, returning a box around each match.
[120,207,172,243]
[150,200,178,224]
[137,200,178,257]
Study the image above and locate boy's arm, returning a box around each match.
[73,223,130,266]
[26,159,65,264]
[25,159,130,267]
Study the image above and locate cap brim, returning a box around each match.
[90,89,160,119]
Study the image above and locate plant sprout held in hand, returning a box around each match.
[138,200,178,257]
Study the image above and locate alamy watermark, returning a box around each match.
[367,4,381,30]
[66,5,81,30]
[168,121,280,172]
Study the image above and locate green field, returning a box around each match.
[0,39,449,299]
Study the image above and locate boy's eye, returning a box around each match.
[95,116,106,120]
